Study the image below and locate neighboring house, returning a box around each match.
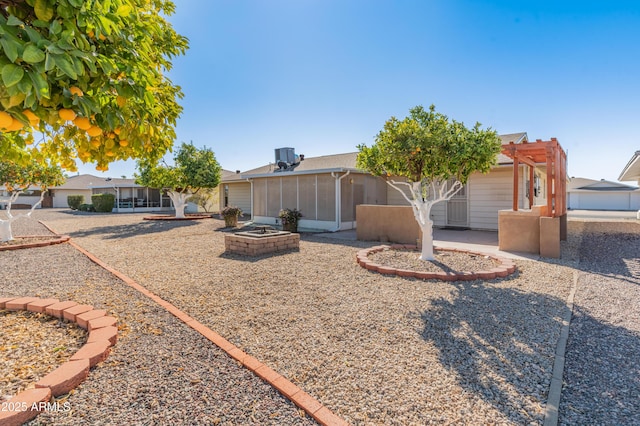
[567,177,640,211]
[0,185,51,209]
[49,174,99,208]
[4,174,179,213]
[220,133,551,231]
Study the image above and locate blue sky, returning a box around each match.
[77,0,640,183]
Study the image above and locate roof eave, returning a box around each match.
[241,167,365,179]
[619,151,640,181]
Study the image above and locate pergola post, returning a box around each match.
[528,165,535,208]
[512,156,519,211]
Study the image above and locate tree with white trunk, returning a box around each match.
[0,160,64,242]
[136,143,221,218]
[357,105,502,261]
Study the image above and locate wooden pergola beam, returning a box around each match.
[501,138,567,217]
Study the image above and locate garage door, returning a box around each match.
[576,193,631,210]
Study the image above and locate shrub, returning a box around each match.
[221,205,242,218]
[67,195,84,210]
[278,208,302,226]
[78,204,95,212]
[221,205,242,227]
[91,193,115,213]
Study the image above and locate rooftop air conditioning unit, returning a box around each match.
[275,147,302,171]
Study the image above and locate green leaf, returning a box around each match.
[0,38,20,63]
[34,0,55,22]
[50,19,62,35]
[68,0,83,7]
[2,64,24,87]
[24,27,42,43]
[53,54,77,79]
[6,15,23,26]
[44,52,55,71]
[116,5,132,16]
[31,20,49,28]
[27,70,50,99]
[22,45,46,64]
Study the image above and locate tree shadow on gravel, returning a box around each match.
[64,220,199,240]
[559,305,640,425]
[418,282,568,423]
[558,221,640,424]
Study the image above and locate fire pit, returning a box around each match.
[224,228,300,256]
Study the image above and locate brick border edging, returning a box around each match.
[38,221,349,426]
[142,215,212,221]
[0,297,117,426]
[356,245,517,281]
[0,235,70,252]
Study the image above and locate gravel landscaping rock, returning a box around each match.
[1,214,314,425]
[4,210,637,425]
[370,247,499,272]
[559,221,640,425]
[0,310,86,400]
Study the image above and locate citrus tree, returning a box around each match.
[136,143,221,218]
[0,158,64,241]
[0,0,188,171]
[357,105,502,260]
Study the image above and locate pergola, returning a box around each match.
[501,138,567,218]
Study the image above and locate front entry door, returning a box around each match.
[446,182,469,227]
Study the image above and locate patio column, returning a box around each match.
[512,157,519,211]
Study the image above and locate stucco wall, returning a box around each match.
[52,189,93,208]
[356,205,421,244]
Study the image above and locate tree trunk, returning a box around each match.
[167,191,191,218]
[0,220,13,242]
[419,220,435,260]
[386,179,463,262]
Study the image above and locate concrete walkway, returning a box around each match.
[314,228,538,260]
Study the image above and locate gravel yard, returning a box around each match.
[2,210,637,425]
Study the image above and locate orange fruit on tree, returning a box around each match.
[59,108,76,121]
[69,87,84,97]
[0,111,13,128]
[90,139,101,148]
[113,127,121,135]
[87,126,103,137]
[23,110,40,125]
[118,139,129,147]
[116,96,126,107]
[5,119,23,132]
[105,150,115,157]
[73,117,92,130]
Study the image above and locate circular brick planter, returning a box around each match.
[143,214,212,221]
[0,297,117,426]
[356,244,517,281]
[0,235,70,252]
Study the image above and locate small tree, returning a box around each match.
[189,187,219,213]
[0,160,64,242]
[136,143,221,218]
[357,105,502,260]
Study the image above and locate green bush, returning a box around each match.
[67,195,84,210]
[78,204,95,212]
[91,193,115,213]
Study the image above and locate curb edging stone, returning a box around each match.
[0,296,117,426]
